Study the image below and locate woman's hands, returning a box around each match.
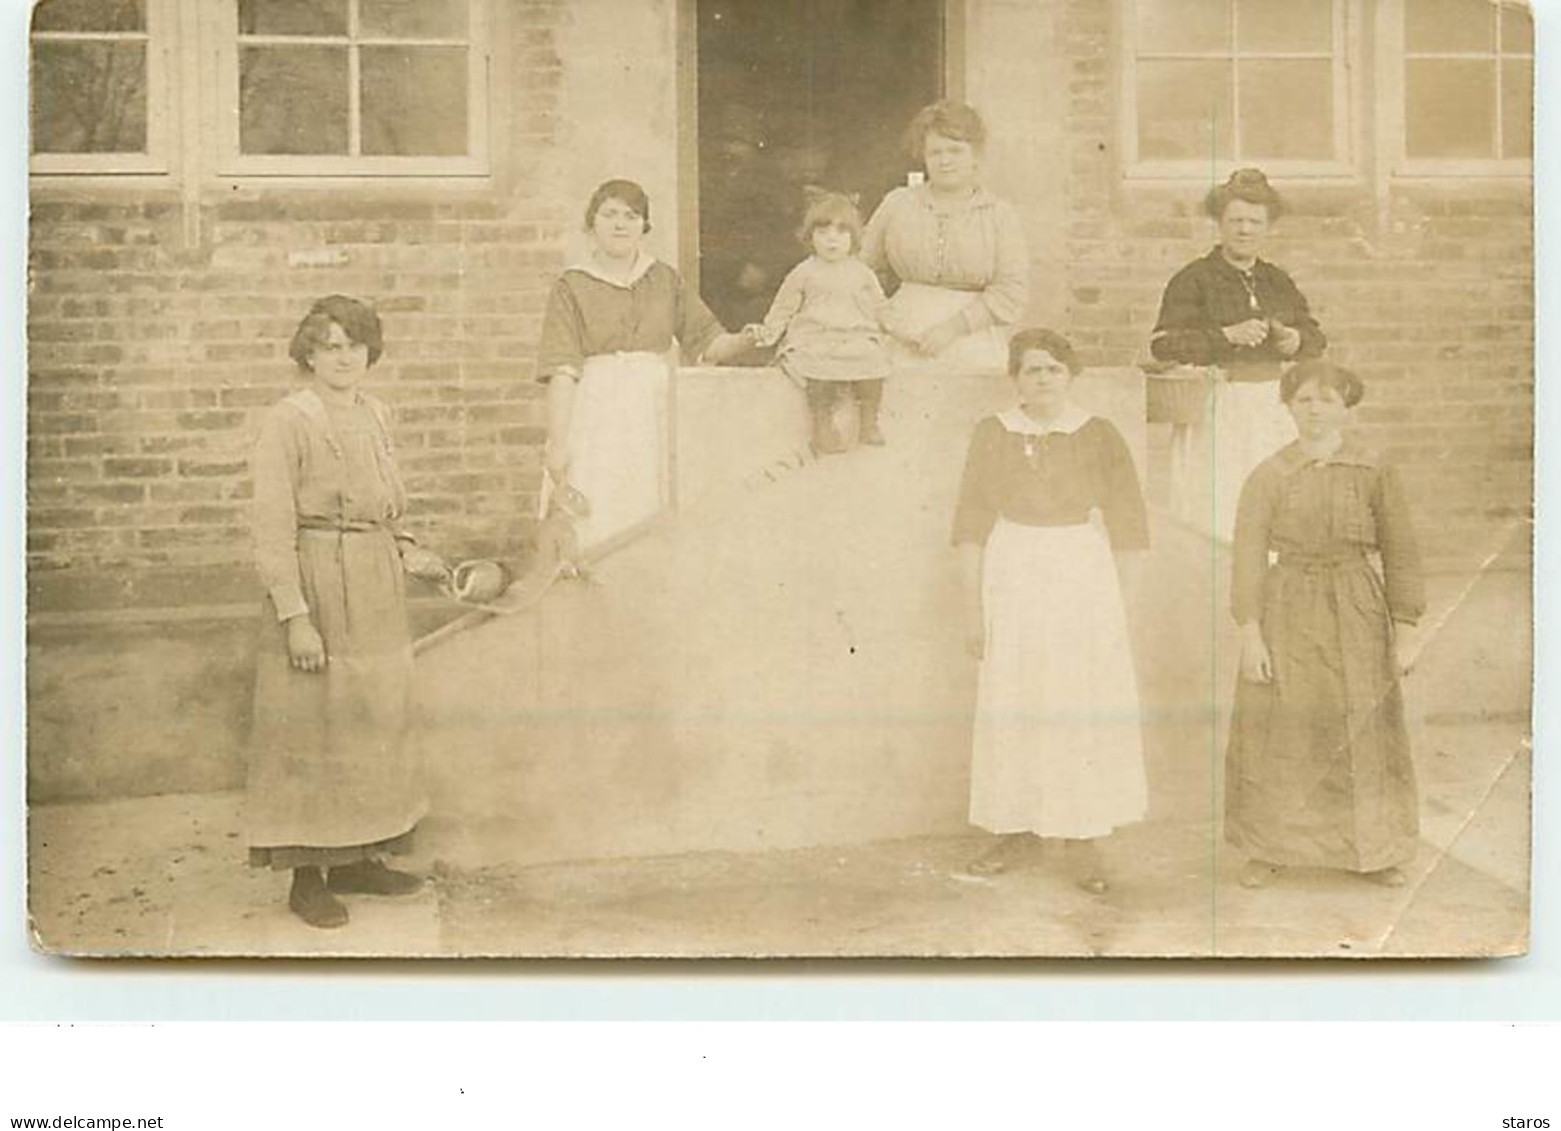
[913,315,966,357]
[1223,318,1270,349]
[401,545,451,585]
[1269,319,1302,357]
[1238,621,1273,683]
[286,615,326,673]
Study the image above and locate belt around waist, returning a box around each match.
[1275,552,1370,571]
[297,522,392,536]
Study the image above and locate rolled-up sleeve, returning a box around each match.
[537,277,586,384]
[676,272,726,362]
[251,407,308,623]
[965,200,1029,331]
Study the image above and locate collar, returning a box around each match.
[566,251,658,289]
[1206,246,1267,276]
[997,403,1091,437]
[912,183,997,213]
[1271,437,1379,472]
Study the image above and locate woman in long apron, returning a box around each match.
[538,179,751,553]
[952,329,1150,894]
[246,295,450,930]
[1149,168,1326,543]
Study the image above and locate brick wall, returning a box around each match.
[1059,0,1533,566]
[26,2,572,608]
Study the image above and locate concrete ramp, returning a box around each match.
[417,367,1157,868]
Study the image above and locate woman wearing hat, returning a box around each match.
[1149,168,1326,541]
[1225,361,1424,890]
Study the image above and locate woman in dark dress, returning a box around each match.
[1149,168,1326,542]
[1226,361,1424,889]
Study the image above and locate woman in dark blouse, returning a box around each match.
[537,179,749,553]
[1149,168,1326,541]
[1226,361,1424,889]
[952,329,1149,893]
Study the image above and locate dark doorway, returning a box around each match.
[695,0,944,333]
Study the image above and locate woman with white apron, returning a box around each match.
[537,179,751,554]
[1148,168,1327,544]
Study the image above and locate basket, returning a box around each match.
[1145,370,1210,425]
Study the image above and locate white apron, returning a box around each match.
[545,350,671,553]
[883,282,1009,376]
[970,518,1149,839]
[1170,373,1295,544]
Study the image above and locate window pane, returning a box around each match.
[1236,0,1331,54]
[1500,4,1534,54]
[33,0,144,33]
[1238,60,1332,159]
[1405,58,1495,158]
[360,46,468,155]
[1137,60,1233,160]
[1405,0,1494,53]
[30,41,147,153]
[360,0,468,39]
[239,46,349,154]
[1501,57,1532,159]
[238,0,348,38]
[1136,0,1230,54]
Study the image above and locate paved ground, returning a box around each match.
[27,514,1530,960]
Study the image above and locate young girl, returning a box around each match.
[749,190,892,454]
[951,329,1150,894]
[1226,361,1424,889]
[246,295,449,930]
[539,179,750,552]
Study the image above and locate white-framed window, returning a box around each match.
[30,0,494,182]
[29,0,173,175]
[1120,0,1353,178]
[1385,0,1532,176]
[214,0,491,177]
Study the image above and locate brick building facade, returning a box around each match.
[27,0,1532,617]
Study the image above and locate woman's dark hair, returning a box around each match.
[1204,167,1285,221]
[585,178,652,233]
[288,294,383,371]
[1280,359,1364,408]
[1008,328,1080,377]
[904,100,987,165]
[796,190,863,251]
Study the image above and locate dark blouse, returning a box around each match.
[1231,441,1425,626]
[536,259,725,382]
[951,411,1150,551]
[1150,248,1326,369]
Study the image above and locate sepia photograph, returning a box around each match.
[22,0,1533,958]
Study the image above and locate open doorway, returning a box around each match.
[695,0,945,333]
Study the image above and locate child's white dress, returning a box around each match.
[755,255,891,384]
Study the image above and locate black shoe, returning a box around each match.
[327,858,425,896]
[289,868,349,929]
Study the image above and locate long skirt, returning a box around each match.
[245,527,425,869]
[970,519,1149,838]
[883,282,1009,377]
[1225,559,1419,872]
[1171,375,1294,544]
[545,351,671,553]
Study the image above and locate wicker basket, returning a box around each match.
[1146,370,1210,425]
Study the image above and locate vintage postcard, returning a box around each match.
[24,0,1532,957]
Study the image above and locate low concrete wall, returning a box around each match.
[416,366,1155,867]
